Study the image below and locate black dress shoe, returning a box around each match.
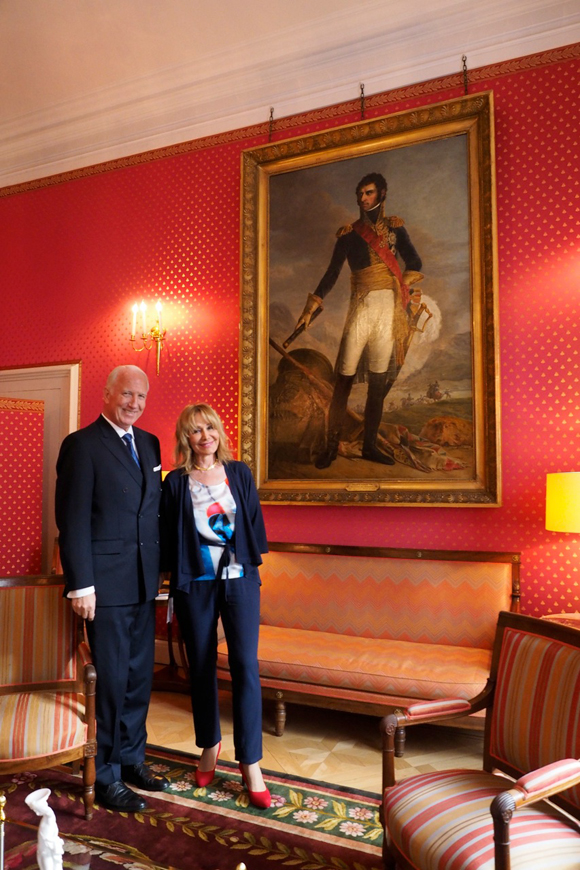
[121,762,170,792]
[95,780,147,812]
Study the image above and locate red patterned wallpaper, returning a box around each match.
[0,44,579,614]
[0,397,44,575]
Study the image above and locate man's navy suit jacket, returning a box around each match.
[55,415,162,606]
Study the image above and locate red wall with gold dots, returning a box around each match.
[1,44,579,614]
[0,398,44,574]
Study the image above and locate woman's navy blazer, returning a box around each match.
[160,460,268,591]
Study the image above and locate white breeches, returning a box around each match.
[338,289,395,376]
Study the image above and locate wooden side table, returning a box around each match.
[541,612,580,629]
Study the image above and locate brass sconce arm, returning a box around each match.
[130,301,166,375]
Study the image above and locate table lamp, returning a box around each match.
[546,472,580,533]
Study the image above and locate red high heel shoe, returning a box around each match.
[239,763,271,809]
[195,742,221,787]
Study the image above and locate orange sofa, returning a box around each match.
[216,543,520,736]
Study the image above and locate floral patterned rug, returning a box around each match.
[1,745,382,870]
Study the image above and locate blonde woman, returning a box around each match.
[160,403,270,808]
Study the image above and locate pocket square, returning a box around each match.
[153,464,162,472]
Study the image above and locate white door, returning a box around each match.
[0,363,80,573]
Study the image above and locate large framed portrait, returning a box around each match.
[240,93,500,506]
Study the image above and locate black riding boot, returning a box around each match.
[362,371,395,465]
[315,373,355,469]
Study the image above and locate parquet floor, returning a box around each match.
[146,685,483,794]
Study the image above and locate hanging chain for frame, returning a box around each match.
[268,107,274,142]
[462,55,469,95]
[360,83,365,120]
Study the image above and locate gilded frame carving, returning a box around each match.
[240,93,500,506]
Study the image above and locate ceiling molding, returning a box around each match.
[1,0,579,188]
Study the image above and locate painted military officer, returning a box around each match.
[294,172,423,469]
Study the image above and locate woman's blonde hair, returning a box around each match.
[174,403,234,473]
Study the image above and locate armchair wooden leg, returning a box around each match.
[83,755,96,820]
[395,726,406,757]
[383,834,397,869]
[275,694,286,736]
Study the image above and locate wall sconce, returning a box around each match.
[546,472,580,533]
[130,301,166,376]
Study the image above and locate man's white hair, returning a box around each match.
[105,365,149,392]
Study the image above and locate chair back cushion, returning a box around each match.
[0,583,77,687]
[260,548,515,649]
[489,620,580,811]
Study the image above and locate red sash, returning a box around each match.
[352,219,409,308]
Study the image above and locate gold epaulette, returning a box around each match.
[336,224,353,237]
[387,215,405,227]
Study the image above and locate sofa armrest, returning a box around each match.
[380,683,495,790]
[403,698,472,720]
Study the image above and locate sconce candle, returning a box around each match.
[129,300,167,375]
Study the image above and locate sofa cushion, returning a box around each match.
[218,625,492,701]
[259,550,514,649]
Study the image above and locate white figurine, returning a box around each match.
[25,789,64,870]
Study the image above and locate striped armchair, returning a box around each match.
[381,611,580,870]
[0,576,96,819]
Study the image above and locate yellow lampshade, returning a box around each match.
[546,472,580,533]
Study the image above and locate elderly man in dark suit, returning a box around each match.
[55,364,169,811]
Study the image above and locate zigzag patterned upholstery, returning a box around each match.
[381,612,580,870]
[0,577,96,819]
[259,550,513,647]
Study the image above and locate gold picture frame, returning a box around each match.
[240,92,500,506]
